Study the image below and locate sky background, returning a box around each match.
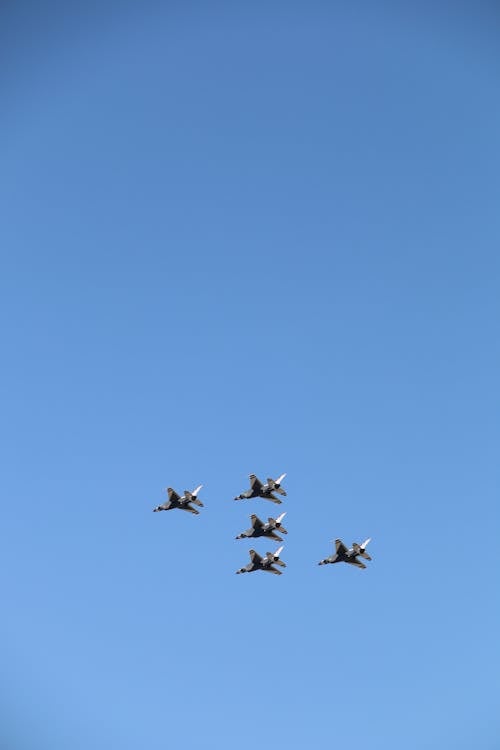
[1,2,499,748]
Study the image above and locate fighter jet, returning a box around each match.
[235,512,287,542]
[234,473,287,504]
[236,545,286,575]
[318,538,372,569]
[152,485,204,515]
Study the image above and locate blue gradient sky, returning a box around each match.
[1,3,499,749]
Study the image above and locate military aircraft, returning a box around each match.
[318,538,372,569]
[236,545,286,575]
[234,473,287,504]
[153,484,204,515]
[235,512,287,542]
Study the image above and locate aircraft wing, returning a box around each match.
[179,504,199,515]
[266,531,283,542]
[265,493,282,504]
[249,549,263,564]
[249,474,263,490]
[167,487,181,502]
[263,565,282,575]
[250,514,264,529]
[335,539,348,555]
[346,558,366,569]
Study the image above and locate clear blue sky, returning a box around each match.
[1,3,499,748]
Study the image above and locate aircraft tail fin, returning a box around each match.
[266,544,286,568]
[353,537,372,560]
[268,545,286,566]
[267,472,286,487]
[271,512,287,534]
[184,484,204,506]
[268,473,287,495]
[360,537,371,558]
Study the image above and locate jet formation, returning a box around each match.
[152,472,372,574]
